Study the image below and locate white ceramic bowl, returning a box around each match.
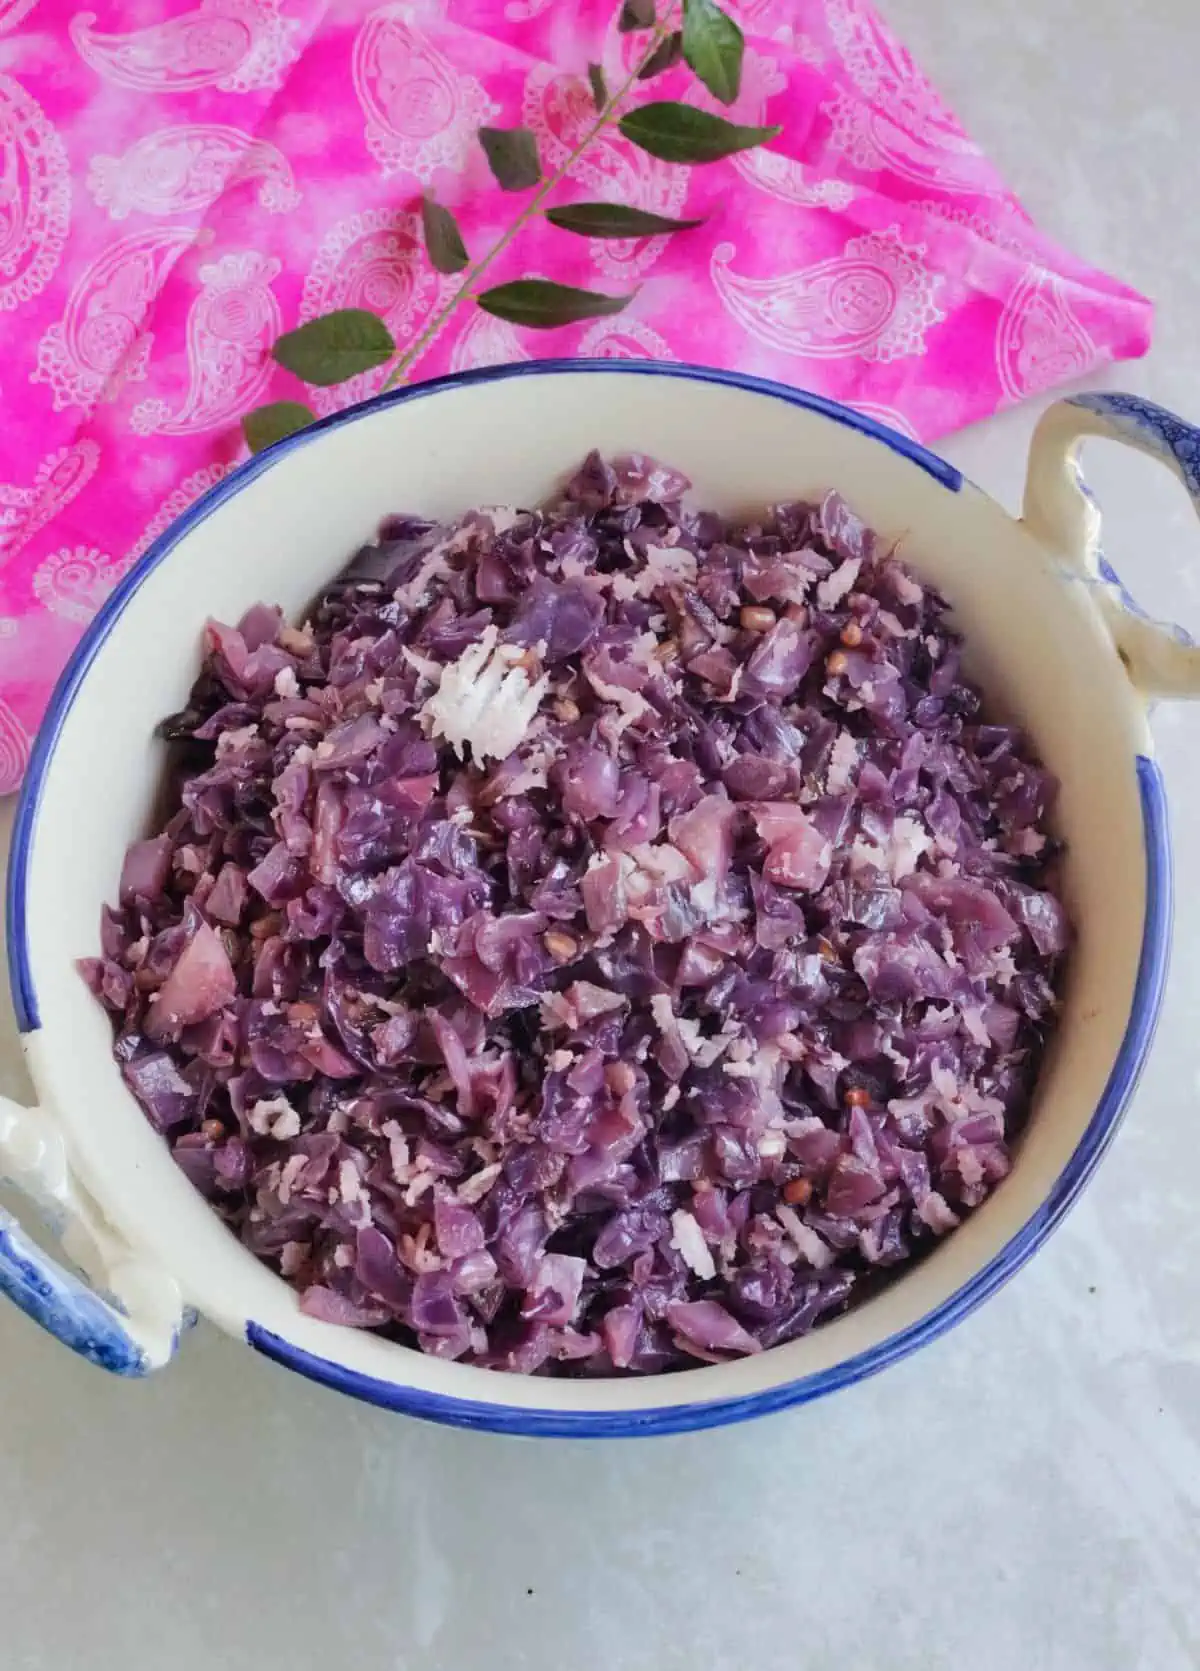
[5,365,1199,1436]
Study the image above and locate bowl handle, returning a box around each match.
[0,1089,182,1373]
[1023,391,1200,699]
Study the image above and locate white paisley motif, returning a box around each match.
[449,308,529,373]
[0,696,31,797]
[88,124,300,220]
[130,251,282,435]
[576,317,677,361]
[995,269,1097,403]
[69,0,301,95]
[910,198,1038,260]
[32,545,129,625]
[31,226,198,412]
[0,74,71,313]
[822,92,988,193]
[352,7,497,182]
[723,49,858,212]
[826,0,967,142]
[0,441,101,559]
[711,227,944,363]
[300,209,448,412]
[522,63,690,284]
[730,147,859,210]
[126,463,232,564]
[821,0,986,192]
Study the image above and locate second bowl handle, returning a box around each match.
[1023,391,1200,700]
[0,1089,182,1373]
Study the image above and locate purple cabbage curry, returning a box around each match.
[82,453,1068,1375]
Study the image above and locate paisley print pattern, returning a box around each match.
[0,696,31,797]
[909,199,1038,259]
[129,250,282,434]
[711,228,945,363]
[822,92,991,193]
[88,124,300,219]
[0,74,71,313]
[729,46,856,208]
[996,269,1099,403]
[826,0,966,146]
[31,225,197,411]
[299,210,448,410]
[730,146,858,210]
[576,317,677,361]
[0,0,1156,788]
[352,8,497,181]
[69,0,302,95]
[125,463,232,565]
[522,63,689,284]
[450,306,528,373]
[821,0,990,192]
[31,543,127,623]
[0,441,100,558]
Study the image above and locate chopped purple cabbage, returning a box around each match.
[81,454,1069,1375]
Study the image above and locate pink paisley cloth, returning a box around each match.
[0,0,1152,793]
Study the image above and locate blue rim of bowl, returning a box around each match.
[4,361,1164,1435]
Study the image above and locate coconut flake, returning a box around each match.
[216,723,259,758]
[247,1094,301,1138]
[671,1209,716,1280]
[457,1162,502,1205]
[277,1154,307,1205]
[583,663,651,731]
[890,814,932,881]
[420,625,548,763]
[917,1191,960,1234]
[1007,827,1046,857]
[817,558,861,610]
[381,1120,412,1182]
[339,1159,364,1204]
[776,1205,834,1268]
[270,1106,301,1141]
[611,543,698,601]
[827,730,859,793]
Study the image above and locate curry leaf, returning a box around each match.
[242,401,316,454]
[476,279,636,328]
[545,202,704,238]
[618,0,655,29]
[479,126,541,191]
[587,61,608,110]
[619,102,780,163]
[681,0,744,104]
[637,30,683,80]
[421,196,470,275]
[271,310,395,386]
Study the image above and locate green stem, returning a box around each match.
[380,11,681,392]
